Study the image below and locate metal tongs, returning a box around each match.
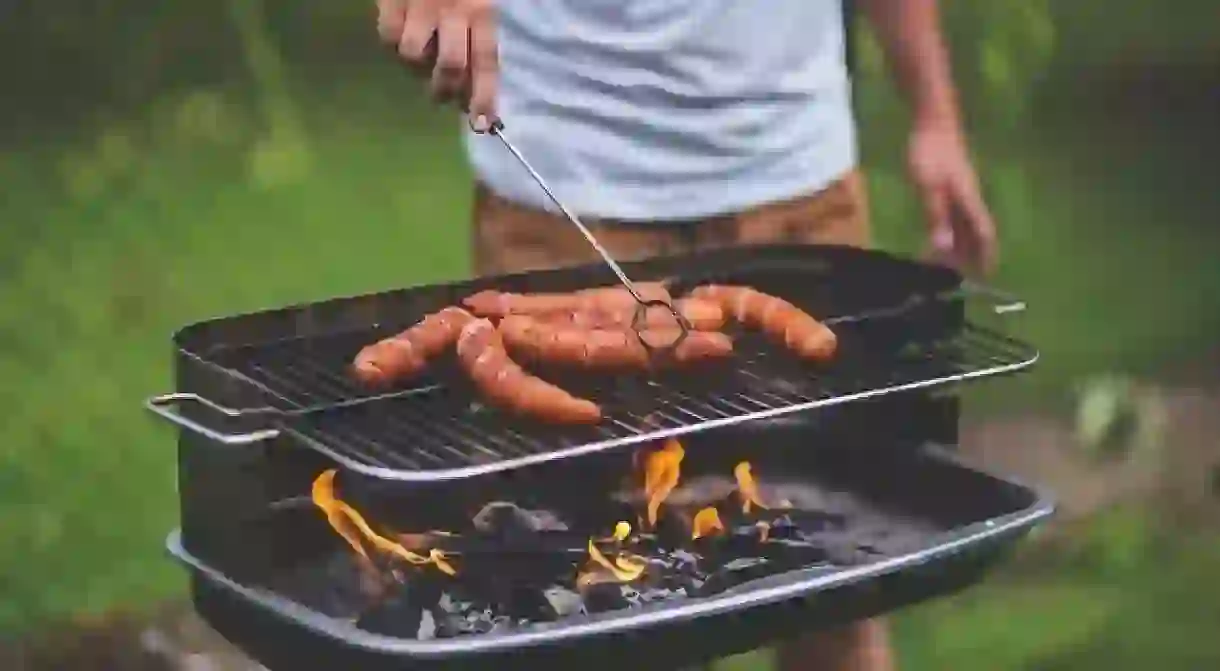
[474,119,692,354]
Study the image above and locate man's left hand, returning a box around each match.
[907,122,998,277]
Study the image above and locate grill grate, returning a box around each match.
[216,323,1036,480]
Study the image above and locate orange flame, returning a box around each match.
[578,521,647,587]
[691,507,725,540]
[733,462,769,514]
[311,470,457,576]
[642,439,684,528]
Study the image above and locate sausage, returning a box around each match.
[688,285,837,361]
[542,297,725,332]
[463,282,672,318]
[351,307,475,386]
[456,319,603,424]
[498,315,734,371]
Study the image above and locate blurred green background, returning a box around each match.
[1,0,1218,668]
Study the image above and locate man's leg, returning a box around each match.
[774,621,894,671]
[727,169,872,249]
[718,169,895,671]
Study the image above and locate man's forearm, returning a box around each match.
[859,0,962,132]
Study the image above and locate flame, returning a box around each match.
[599,520,632,543]
[311,470,457,576]
[642,439,684,528]
[578,521,647,587]
[691,507,725,540]
[733,461,771,514]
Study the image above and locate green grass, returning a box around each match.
[854,73,1220,413]
[891,509,1220,670]
[1,65,1218,663]
[0,83,472,631]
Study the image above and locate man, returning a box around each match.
[376,0,996,668]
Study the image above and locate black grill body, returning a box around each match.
[167,416,1052,671]
[152,244,1050,669]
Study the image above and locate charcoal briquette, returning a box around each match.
[542,586,584,618]
[696,557,773,596]
[472,502,569,537]
[357,578,442,638]
[816,534,873,566]
[435,611,496,638]
[580,583,629,613]
[502,584,561,621]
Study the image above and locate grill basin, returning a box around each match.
[167,419,1053,671]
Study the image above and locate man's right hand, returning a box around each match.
[376,0,500,131]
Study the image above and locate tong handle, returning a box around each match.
[472,118,692,351]
[475,120,644,299]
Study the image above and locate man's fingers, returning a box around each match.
[380,0,497,119]
[467,1,500,123]
[399,0,439,64]
[920,187,954,257]
[432,9,470,102]
[951,180,998,275]
[376,0,407,45]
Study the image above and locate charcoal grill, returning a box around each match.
[146,244,1051,670]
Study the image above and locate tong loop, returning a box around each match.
[472,118,691,352]
[633,299,693,354]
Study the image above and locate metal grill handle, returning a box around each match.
[960,281,1026,315]
[145,393,281,445]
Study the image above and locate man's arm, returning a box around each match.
[858,0,960,133]
[858,0,998,275]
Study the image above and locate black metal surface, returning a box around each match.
[167,421,1054,671]
[158,245,1035,481]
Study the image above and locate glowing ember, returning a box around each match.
[311,470,457,576]
[642,439,684,528]
[691,507,725,540]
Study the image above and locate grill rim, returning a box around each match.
[276,331,1038,481]
[165,490,1054,657]
[151,324,1038,480]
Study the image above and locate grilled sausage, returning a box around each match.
[542,297,725,332]
[456,319,603,424]
[498,315,734,371]
[463,282,672,318]
[351,307,475,386]
[688,285,837,361]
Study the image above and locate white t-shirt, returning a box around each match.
[463,0,857,222]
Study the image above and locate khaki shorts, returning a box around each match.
[471,170,872,275]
